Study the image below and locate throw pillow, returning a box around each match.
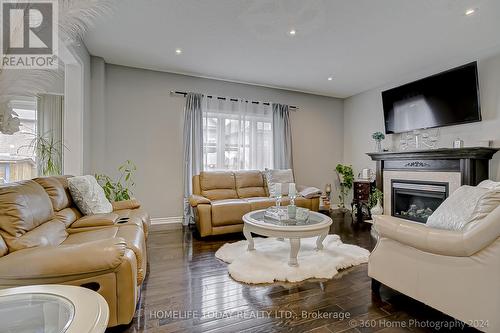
[298,186,322,199]
[426,185,500,231]
[68,175,113,215]
[263,169,294,197]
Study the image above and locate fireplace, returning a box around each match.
[391,180,448,223]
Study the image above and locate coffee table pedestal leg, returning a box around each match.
[289,238,301,266]
[316,231,328,250]
[243,227,255,251]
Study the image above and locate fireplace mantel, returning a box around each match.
[367,147,499,161]
[367,147,499,191]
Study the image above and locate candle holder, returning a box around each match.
[287,194,297,219]
[275,193,282,210]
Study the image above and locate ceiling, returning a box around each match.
[84,0,500,98]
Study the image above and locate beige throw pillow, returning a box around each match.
[68,175,113,215]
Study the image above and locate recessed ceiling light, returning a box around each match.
[175,48,182,54]
[289,29,296,36]
[465,8,476,16]
[327,77,333,81]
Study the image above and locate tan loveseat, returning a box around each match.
[369,210,500,332]
[190,170,320,237]
[0,176,150,327]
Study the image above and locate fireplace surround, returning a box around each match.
[367,147,499,218]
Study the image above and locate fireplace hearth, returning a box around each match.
[391,180,448,223]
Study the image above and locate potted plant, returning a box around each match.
[369,188,384,216]
[19,131,65,176]
[95,160,137,202]
[335,164,354,210]
[372,131,385,152]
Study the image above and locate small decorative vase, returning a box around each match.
[375,140,382,152]
[370,198,383,216]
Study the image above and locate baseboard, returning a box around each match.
[150,216,183,231]
[151,216,184,225]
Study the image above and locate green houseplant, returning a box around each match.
[95,160,137,202]
[335,164,354,210]
[19,131,64,176]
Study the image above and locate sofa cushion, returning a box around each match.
[235,171,267,198]
[55,207,82,227]
[34,177,72,211]
[200,171,237,200]
[211,199,250,227]
[0,219,67,252]
[246,197,275,211]
[0,180,55,237]
[68,175,113,215]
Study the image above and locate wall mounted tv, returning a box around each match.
[382,62,481,134]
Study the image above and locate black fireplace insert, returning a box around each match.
[391,180,448,223]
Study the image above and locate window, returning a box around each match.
[0,100,37,184]
[202,98,273,171]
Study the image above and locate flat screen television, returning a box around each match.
[382,62,481,134]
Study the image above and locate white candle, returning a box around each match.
[289,183,296,197]
[275,183,282,197]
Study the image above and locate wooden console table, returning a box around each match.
[351,180,375,223]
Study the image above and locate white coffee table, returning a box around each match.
[0,285,109,333]
[242,209,333,266]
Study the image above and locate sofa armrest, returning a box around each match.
[0,238,126,279]
[70,213,119,228]
[112,199,141,211]
[189,194,211,207]
[374,215,475,257]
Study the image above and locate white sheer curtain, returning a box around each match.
[202,98,273,171]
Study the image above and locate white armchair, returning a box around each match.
[369,206,500,333]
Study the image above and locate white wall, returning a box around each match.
[61,42,92,176]
[344,53,500,181]
[90,62,344,219]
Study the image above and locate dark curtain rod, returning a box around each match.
[170,91,298,110]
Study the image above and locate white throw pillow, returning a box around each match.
[298,186,322,199]
[68,175,113,215]
[426,185,500,231]
[263,169,294,197]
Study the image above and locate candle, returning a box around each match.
[275,183,282,197]
[289,183,296,197]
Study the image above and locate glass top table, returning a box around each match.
[250,208,326,227]
[242,209,333,266]
[0,293,74,333]
[0,285,109,333]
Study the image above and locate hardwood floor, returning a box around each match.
[110,211,478,333]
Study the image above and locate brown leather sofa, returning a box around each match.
[190,170,320,237]
[0,176,150,327]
